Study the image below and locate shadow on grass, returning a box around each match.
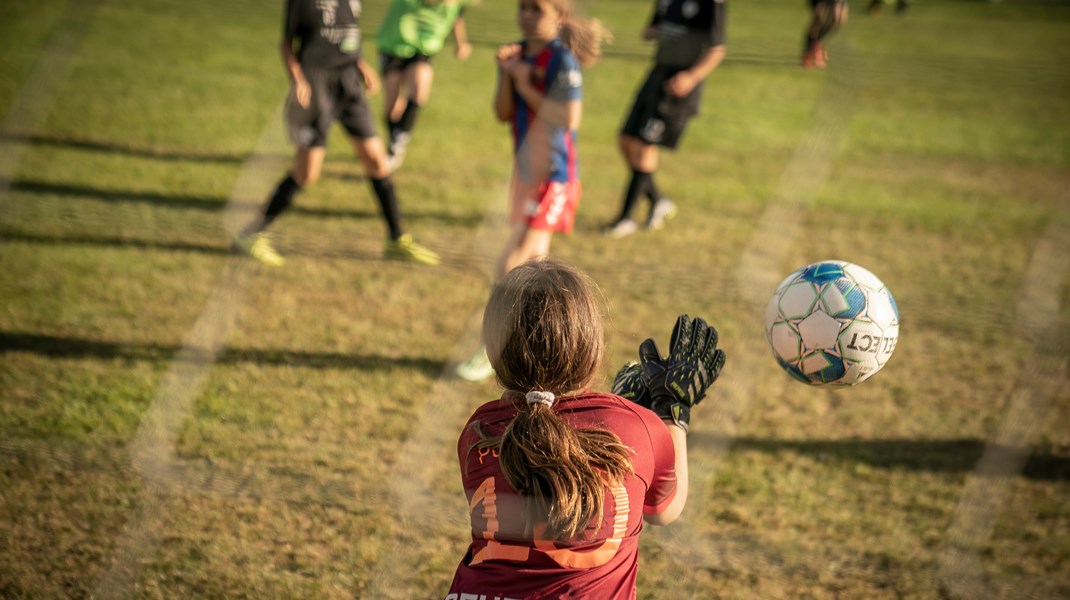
[6,179,485,227]
[0,131,263,164]
[0,229,487,271]
[691,432,1070,481]
[0,331,443,376]
[1,230,233,256]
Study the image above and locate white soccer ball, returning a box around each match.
[764,260,899,386]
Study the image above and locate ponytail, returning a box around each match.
[560,16,612,67]
[477,391,634,541]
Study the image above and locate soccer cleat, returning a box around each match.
[602,218,639,239]
[387,131,411,172]
[234,232,285,267]
[646,198,678,230]
[456,347,495,382]
[385,233,440,265]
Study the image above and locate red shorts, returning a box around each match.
[511,179,580,233]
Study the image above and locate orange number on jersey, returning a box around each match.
[468,477,629,569]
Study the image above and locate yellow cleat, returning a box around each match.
[385,234,440,266]
[234,232,285,267]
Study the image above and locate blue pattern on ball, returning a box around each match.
[800,262,846,285]
[831,279,867,318]
[805,351,847,384]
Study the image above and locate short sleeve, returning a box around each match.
[283,0,301,40]
[642,415,679,516]
[711,0,726,47]
[547,51,583,103]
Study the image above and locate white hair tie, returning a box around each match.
[525,391,556,408]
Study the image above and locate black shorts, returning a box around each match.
[285,64,377,148]
[810,0,847,6]
[620,68,704,149]
[379,51,432,75]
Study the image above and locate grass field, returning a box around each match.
[1,0,1068,598]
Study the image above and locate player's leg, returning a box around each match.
[382,59,405,147]
[457,225,553,382]
[339,64,438,265]
[803,1,825,68]
[497,225,553,279]
[351,135,440,265]
[235,77,332,266]
[814,1,847,67]
[388,57,432,170]
[606,134,657,238]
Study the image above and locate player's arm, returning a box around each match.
[644,423,689,525]
[356,58,381,95]
[280,0,310,107]
[452,14,472,60]
[512,77,579,129]
[494,44,520,122]
[280,37,311,108]
[613,315,726,524]
[667,2,728,97]
[667,44,725,97]
[508,57,581,129]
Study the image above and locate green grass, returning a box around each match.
[2,0,1068,598]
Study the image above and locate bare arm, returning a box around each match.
[493,68,515,123]
[452,16,472,60]
[667,44,726,98]
[643,422,689,526]
[356,58,381,96]
[493,44,521,122]
[280,37,311,108]
[510,72,580,129]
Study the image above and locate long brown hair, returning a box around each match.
[475,258,634,541]
[544,0,613,67]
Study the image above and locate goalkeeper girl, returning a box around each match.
[375,0,473,171]
[446,257,726,599]
[233,0,439,267]
[455,0,609,381]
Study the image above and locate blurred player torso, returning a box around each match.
[652,0,725,69]
[285,0,364,69]
[376,0,468,58]
[512,39,583,185]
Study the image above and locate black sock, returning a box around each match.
[249,174,300,233]
[645,174,662,204]
[371,176,403,240]
[617,169,652,222]
[397,99,421,137]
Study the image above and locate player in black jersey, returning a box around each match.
[234,0,439,266]
[802,0,848,69]
[604,0,726,239]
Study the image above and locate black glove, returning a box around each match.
[639,315,726,431]
[612,361,651,409]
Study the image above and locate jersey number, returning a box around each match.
[468,477,629,569]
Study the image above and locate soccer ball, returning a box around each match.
[763,260,899,386]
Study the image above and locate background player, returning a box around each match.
[455,0,609,381]
[604,0,726,239]
[446,257,726,598]
[803,0,848,69]
[234,0,439,266]
[375,0,473,171]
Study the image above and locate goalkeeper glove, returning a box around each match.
[612,361,651,409]
[639,314,726,431]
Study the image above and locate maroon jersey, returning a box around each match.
[446,392,678,600]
